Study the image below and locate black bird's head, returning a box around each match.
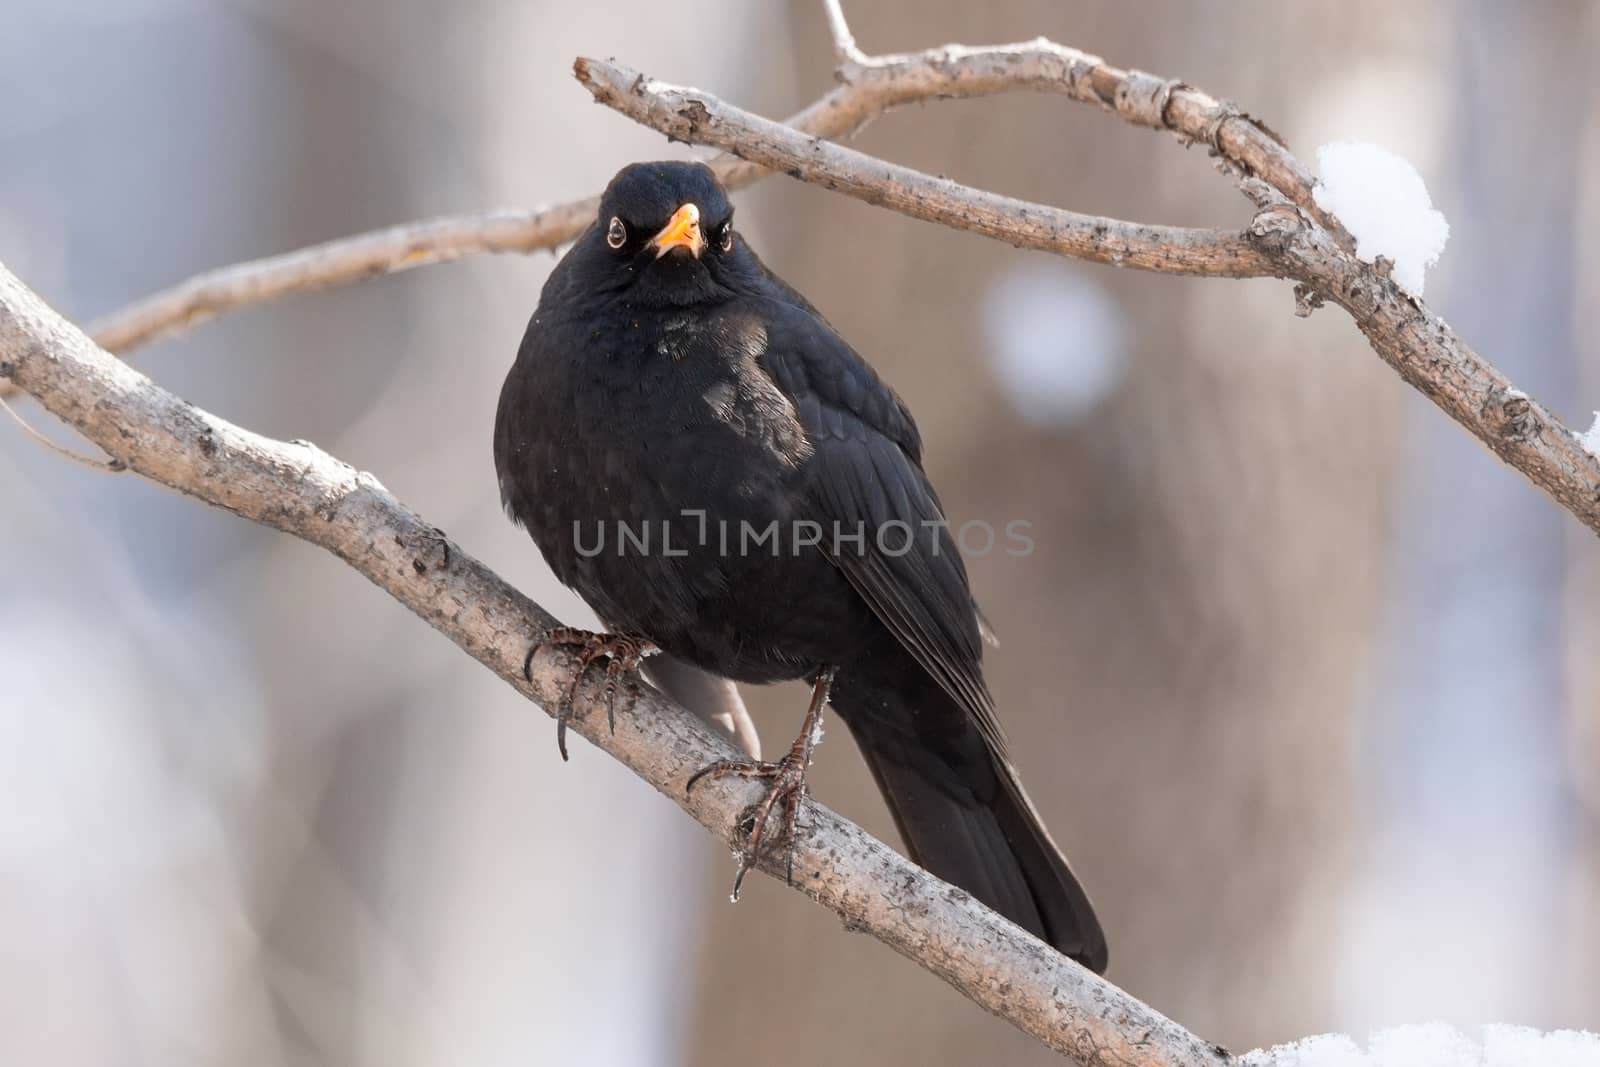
[591,161,740,306]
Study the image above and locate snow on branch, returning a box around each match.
[1312,142,1449,295]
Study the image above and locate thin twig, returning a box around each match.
[822,0,867,66]
[89,206,593,355]
[574,56,1600,539]
[0,391,124,473]
[0,263,1232,1067]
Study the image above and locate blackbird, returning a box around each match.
[494,161,1107,972]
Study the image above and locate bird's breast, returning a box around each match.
[501,302,817,615]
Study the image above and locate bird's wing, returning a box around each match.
[760,301,1007,755]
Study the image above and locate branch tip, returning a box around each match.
[822,0,867,68]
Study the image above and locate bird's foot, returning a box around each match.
[685,666,835,899]
[523,627,659,761]
[686,747,811,899]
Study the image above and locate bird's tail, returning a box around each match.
[837,692,1108,973]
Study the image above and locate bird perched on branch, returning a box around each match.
[494,160,1106,972]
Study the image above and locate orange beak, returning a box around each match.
[649,203,704,258]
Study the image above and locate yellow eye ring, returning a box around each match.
[606,216,627,250]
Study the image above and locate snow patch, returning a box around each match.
[1578,412,1600,458]
[1312,141,1450,295]
[1245,1025,1600,1067]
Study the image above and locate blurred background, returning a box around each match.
[3,1,1598,1064]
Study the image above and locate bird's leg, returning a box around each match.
[523,627,659,761]
[686,665,836,897]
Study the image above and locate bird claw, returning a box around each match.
[686,748,811,896]
[523,627,659,761]
[684,667,834,899]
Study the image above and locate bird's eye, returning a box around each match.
[716,222,733,252]
[606,216,627,250]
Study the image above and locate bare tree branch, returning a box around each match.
[87,206,595,355]
[577,58,1276,278]
[818,36,1349,245]
[574,56,1600,539]
[0,262,1231,1067]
